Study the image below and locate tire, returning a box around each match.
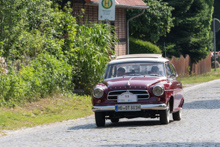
[173,110,181,121]
[160,104,170,124]
[111,118,119,123]
[95,112,105,127]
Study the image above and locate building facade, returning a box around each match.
[72,0,147,56]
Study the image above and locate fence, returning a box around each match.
[170,53,211,77]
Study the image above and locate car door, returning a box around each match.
[165,62,182,112]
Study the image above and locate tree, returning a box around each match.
[0,0,76,60]
[159,0,214,63]
[0,0,116,95]
[127,0,174,43]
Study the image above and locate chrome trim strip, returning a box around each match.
[108,89,149,92]
[137,94,150,95]
[92,104,167,112]
[136,98,149,99]
[92,106,115,111]
[108,93,149,96]
[107,89,150,100]
[165,89,182,92]
[141,104,167,110]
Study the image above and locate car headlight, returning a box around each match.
[153,86,164,96]
[93,87,104,98]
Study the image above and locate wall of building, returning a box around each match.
[72,3,127,56]
[115,8,126,56]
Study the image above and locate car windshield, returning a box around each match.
[105,62,166,79]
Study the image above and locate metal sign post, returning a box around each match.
[213,18,220,71]
[214,18,216,71]
[98,0,115,21]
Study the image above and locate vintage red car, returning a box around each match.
[92,54,184,127]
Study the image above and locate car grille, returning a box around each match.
[107,90,150,100]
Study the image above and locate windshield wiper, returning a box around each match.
[149,74,161,77]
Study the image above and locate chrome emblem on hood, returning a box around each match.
[126,77,134,87]
[126,81,130,86]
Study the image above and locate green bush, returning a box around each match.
[22,53,73,96]
[0,0,77,60]
[0,0,117,105]
[129,37,161,54]
[0,53,73,107]
[71,23,117,94]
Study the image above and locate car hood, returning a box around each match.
[103,76,166,89]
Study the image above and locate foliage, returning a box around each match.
[0,54,73,107]
[160,43,181,58]
[0,0,49,59]
[0,0,117,106]
[0,57,7,74]
[22,53,73,97]
[159,0,214,63]
[127,0,174,43]
[129,37,161,54]
[0,0,77,60]
[71,23,116,93]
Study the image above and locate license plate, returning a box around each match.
[117,92,137,103]
[115,104,141,112]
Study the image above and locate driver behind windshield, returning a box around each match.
[117,67,125,77]
[150,66,159,75]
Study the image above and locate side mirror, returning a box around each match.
[171,73,177,78]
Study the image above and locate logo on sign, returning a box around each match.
[102,0,113,9]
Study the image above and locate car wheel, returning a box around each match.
[111,118,119,123]
[95,112,105,127]
[173,110,181,121]
[160,104,170,124]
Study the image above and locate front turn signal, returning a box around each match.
[97,100,101,103]
[157,97,161,101]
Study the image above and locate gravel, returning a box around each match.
[0,79,220,147]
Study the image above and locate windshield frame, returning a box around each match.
[104,61,166,79]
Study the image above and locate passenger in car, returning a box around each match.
[117,67,125,77]
[150,66,160,75]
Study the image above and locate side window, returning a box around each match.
[105,65,112,79]
[169,63,177,76]
[165,62,172,77]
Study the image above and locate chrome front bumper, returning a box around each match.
[92,104,167,112]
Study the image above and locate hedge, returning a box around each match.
[129,37,161,54]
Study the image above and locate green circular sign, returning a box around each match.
[102,0,113,9]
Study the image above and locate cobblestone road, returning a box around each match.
[0,80,220,147]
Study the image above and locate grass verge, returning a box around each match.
[0,94,92,132]
[177,68,220,84]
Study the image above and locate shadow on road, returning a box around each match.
[67,119,174,131]
[105,120,162,127]
[183,99,220,109]
[100,142,220,146]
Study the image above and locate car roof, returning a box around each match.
[109,54,169,64]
